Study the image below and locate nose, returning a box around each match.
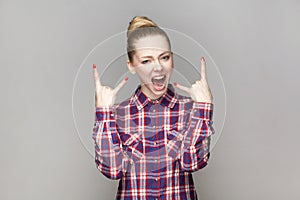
[153,60,163,71]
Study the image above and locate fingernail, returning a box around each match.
[173,82,177,86]
[124,77,128,81]
[201,57,205,62]
[93,64,96,69]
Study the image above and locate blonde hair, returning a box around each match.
[127,16,171,63]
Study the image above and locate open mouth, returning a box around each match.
[151,75,166,91]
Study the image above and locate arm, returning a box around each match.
[92,105,129,180]
[179,102,215,172]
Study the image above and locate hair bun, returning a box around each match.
[126,16,171,62]
[128,16,158,32]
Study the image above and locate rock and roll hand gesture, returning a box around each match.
[93,64,128,107]
[93,56,212,107]
[174,57,213,103]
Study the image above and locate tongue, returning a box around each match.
[153,81,165,91]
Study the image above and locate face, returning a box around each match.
[127,35,174,100]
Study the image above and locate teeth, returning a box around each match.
[153,75,165,80]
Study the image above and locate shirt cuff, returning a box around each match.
[95,106,115,122]
[191,102,214,120]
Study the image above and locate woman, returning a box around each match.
[92,16,215,200]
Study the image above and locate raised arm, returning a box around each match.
[91,64,129,180]
[173,57,215,172]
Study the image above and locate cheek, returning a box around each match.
[136,69,152,80]
[166,67,174,74]
[136,67,151,76]
[166,60,174,69]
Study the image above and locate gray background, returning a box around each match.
[1,0,299,199]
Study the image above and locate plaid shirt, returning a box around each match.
[92,84,215,200]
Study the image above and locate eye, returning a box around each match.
[161,55,170,61]
[141,60,150,64]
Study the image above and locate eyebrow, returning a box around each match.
[140,51,171,58]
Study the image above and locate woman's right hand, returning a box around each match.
[93,64,128,107]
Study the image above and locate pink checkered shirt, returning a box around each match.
[92,84,215,200]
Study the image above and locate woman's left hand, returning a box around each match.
[173,57,213,103]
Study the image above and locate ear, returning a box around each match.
[127,59,136,74]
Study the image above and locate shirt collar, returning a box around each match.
[129,84,178,110]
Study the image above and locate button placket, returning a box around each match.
[177,134,184,141]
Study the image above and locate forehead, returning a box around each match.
[134,35,170,56]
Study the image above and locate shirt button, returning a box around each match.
[178,135,183,141]
[154,159,158,162]
[153,125,156,128]
[153,109,156,112]
[154,142,157,146]
[155,178,158,181]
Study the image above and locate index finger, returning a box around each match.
[200,57,207,81]
[93,64,102,88]
[114,77,128,94]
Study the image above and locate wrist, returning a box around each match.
[194,99,213,104]
[96,102,114,107]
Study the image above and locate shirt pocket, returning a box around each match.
[120,131,144,163]
[166,129,184,160]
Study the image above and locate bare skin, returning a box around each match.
[93,36,213,107]
[174,57,213,103]
[93,64,128,107]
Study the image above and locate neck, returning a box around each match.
[150,96,162,101]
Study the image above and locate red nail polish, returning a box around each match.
[93,64,96,69]
[173,82,177,86]
[125,77,128,81]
